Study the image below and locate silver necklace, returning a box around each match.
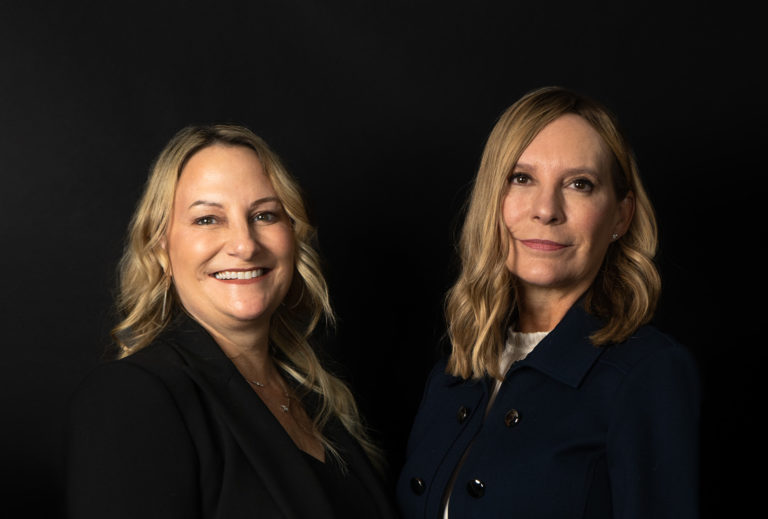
[249,379,291,413]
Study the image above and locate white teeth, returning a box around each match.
[214,269,265,280]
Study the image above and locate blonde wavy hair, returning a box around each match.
[112,124,381,467]
[446,86,661,380]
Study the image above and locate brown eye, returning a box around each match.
[571,178,594,192]
[509,173,531,185]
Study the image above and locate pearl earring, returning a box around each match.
[611,233,619,241]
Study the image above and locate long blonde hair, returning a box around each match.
[446,86,660,380]
[113,124,381,467]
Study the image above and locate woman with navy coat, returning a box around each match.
[397,87,700,518]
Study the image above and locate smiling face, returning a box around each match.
[502,114,634,305]
[166,144,295,337]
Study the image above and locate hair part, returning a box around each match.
[446,86,660,380]
[112,124,382,469]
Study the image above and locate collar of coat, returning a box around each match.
[520,301,605,388]
[445,300,607,390]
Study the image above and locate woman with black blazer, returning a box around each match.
[67,125,398,519]
[397,87,700,518]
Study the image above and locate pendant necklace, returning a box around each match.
[249,379,291,413]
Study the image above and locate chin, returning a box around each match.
[228,307,275,324]
[515,269,567,286]
[516,278,586,296]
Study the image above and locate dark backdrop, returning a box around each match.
[1,1,760,517]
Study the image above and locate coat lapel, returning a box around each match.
[159,315,397,518]
[513,302,606,388]
[161,316,337,519]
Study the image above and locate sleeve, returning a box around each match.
[66,362,200,519]
[607,344,701,519]
[403,359,446,457]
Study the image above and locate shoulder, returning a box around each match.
[67,340,202,464]
[70,337,194,418]
[420,357,461,395]
[412,357,482,419]
[426,357,451,382]
[598,324,699,381]
[71,356,175,418]
[66,345,199,462]
[409,356,476,415]
[121,334,188,374]
[596,325,701,422]
[67,346,201,518]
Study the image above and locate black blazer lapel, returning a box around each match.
[163,317,338,519]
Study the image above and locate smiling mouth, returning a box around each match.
[519,239,569,251]
[213,268,267,280]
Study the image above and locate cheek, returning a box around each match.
[270,232,296,299]
[271,225,297,260]
[280,235,296,260]
[501,199,519,269]
[501,193,519,231]
[259,227,297,288]
[577,203,617,252]
[168,230,214,279]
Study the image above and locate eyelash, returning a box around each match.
[508,173,595,192]
[509,173,531,184]
[569,178,594,192]
[252,211,278,223]
[194,215,218,225]
[193,211,279,226]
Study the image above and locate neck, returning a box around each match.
[515,286,583,332]
[190,314,278,381]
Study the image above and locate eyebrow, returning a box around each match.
[514,163,601,177]
[188,196,281,210]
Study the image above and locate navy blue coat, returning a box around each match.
[397,303,700,518]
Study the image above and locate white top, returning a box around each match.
[485,329,549,413]
[443,328,550,519]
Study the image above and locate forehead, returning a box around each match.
[519,114,610,170]
[174,144,278,203]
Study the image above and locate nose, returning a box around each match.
[226,220,261,259]
[531,186,565,224]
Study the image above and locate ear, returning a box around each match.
[614,190,635,237]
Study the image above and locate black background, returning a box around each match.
[1,1,761,516]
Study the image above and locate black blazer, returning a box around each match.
[67,315,398,519]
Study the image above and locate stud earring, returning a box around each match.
[611,233,619,241]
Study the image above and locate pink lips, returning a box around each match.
[519,239,569,251]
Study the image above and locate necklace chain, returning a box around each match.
[249,379,291,413]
